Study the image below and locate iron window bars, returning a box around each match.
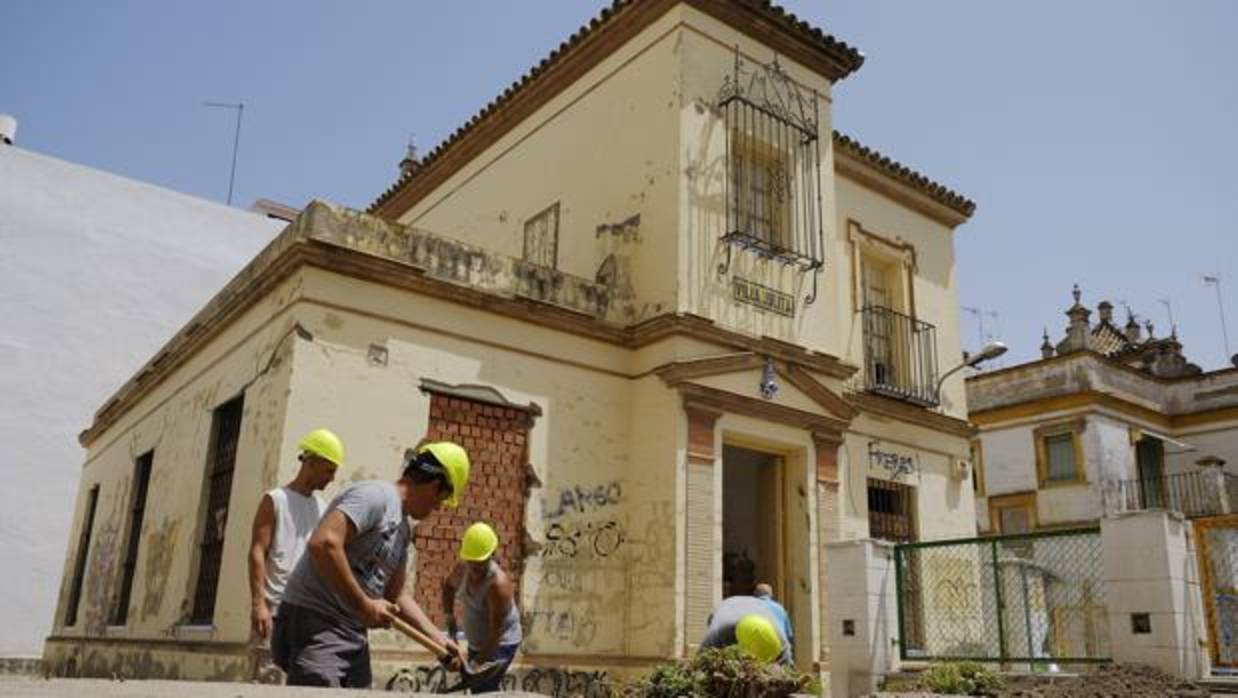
[717,49,826,305]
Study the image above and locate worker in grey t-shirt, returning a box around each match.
[700,595,793,666]
[273,442,472,688]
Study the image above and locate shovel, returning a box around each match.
[388,616,507,691]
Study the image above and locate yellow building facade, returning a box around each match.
[46,1,978,690]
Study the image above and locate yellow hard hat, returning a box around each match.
[416,441,470,509]
[460,522,499,562]
[735,614,781,664]
[298,428,344,467]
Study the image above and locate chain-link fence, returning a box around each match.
[894,528,1109,664]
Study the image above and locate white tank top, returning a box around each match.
[264,486,325,610]
[461,560,523,648]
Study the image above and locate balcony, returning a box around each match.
[861,305,940,407]
[1102,470,1238,519]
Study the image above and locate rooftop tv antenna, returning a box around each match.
[1158,298,1175,332]
[204,101,244,205]
[1203,274,1231,359]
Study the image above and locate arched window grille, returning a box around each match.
[716,49,826,305]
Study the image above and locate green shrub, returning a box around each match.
[920,661,1004,696]
[622,646,813,698]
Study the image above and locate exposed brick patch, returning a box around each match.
[414,395,530,627]
[685,404,721,465]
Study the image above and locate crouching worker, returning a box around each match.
[273,442,472,687]
[442,522,522,693]
[700,595,792,666]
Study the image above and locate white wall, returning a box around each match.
[979,426,1037,497]
[1167,426,1238,476]
[0,146,281,656]
[978,412,1143,530]
[1090,415,1136,482]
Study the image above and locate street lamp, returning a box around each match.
[935,340,1008,400]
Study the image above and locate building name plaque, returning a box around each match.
[732,277,795,317]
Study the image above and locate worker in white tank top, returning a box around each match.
[248,429,342,640]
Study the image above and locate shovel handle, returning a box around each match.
[388,615,449,659]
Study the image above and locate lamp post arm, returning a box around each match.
[934,362,968,400]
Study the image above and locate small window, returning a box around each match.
[988,493,1037,536]
[112,451,153,625]
[523,202,559,269]
[65,485,101,627]
[997,505,1032,535]
[1035,420,1084,487]
[867,478,916,542]
[191,395,244,625]
[1044,433,1077,482]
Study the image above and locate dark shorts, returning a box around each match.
[467,642,520,693]
[272,603,371,688]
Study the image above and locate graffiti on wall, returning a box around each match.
[543,520,625,559]
[386,665,610,697]
[523,606,599,646]
[544,481,623,520]
[868,441,919,481]
[524,477,678,656]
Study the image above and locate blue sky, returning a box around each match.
[5,1,1236,369]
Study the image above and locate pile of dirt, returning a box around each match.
[998,664,1207,698]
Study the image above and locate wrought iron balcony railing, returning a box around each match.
[1102,470,1238,519]
[861,305,940,407]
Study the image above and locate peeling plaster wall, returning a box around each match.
[965,354,1238,417]
[678,9,840,357]
[398,8,684,326]
[45,273,301,673]
[280,267,681,662]
[42,642,251,682]
[833,178,966,420]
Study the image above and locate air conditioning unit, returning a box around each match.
[952,458,971,481]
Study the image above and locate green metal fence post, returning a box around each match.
[991,538,1008,664]
[894,544,907,660]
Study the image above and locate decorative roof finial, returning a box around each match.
[1040,327,1055,359]
[1145,319,1155,338]
[399,134,420,178]
[1072,283,1081,305]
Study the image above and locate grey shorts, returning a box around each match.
[272,603,371,688]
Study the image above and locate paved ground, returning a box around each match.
[0,677,547,697]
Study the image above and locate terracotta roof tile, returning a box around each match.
[369,0,864,216]
[1090,323,1131,356]
[832,131,976,219]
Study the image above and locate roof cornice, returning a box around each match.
[833,131,976,227]
[80,201,856,447]
[370,0,864,220]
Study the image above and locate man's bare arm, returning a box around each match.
[441,563,464,637]
[307,510,393,627]
[247,494,275,638]
[479,571,515,662]
[386,564,466,668]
